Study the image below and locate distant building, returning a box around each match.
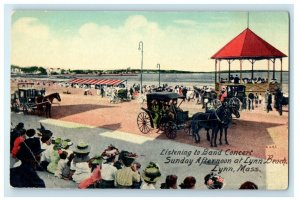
[47,67,63,75]
[11,66,23,74]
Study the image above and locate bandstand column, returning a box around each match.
[215,59,217,84]
[280,58,283,89]
[272,58,276,80]
[249,59,255,80]
[218,59,221,82]
[267,59,270,82]
[239,59,243,80]
[228,59,231,81]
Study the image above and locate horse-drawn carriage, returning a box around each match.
[11,83,44,113]
[193,86,219,109]
[137,92,189,139]
[110,88,131,103]
[11,82,60,117]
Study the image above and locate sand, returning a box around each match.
[10,80,289,160]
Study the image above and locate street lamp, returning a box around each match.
[138,41,143,93]
[157,63,160,87]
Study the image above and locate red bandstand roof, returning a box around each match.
[211,28,287,59]
[69,78,124,86]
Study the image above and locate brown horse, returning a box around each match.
[36,93,61,118]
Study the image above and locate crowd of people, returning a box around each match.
[218,84,284,115]
[10,122,258,189]
[220,75,271,84]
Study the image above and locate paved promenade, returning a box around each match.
[9,112,288,190]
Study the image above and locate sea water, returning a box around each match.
[20,72,289,94]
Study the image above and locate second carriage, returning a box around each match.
[11,82,45,114]
[137,92,189,139]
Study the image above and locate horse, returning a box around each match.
[36,93,61,118]
[191,99,240,147]
[185,90,195,101]
[216,99,240,145]
[193,86,204,104]
[45,92,61,103]
[193,86,218,109]
[191,105,231,147]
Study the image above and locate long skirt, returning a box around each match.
[96,180,115,188]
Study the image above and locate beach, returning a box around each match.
[10,79,289,189]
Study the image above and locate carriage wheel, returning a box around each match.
[137,112,151,134]
[23,105,28,115]
[165,121,177,139]
[158,116,168,132]
[158,122,167,132]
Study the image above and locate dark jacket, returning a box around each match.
[24,137,41,146]
[10,163,45,188]
[268,94,272,104]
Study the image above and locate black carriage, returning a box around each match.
[137,92,189,139]
[223,84,246,109]
[11,83,45,114]
[117,88,129,100]
[110,88,130,103]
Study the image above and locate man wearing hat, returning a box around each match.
[265,89,273,113]
[220,87,227,103]
[114,151,141,188]
[10,139,45,187]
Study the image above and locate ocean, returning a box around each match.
[18,72,289,93]
[74,72,289,93]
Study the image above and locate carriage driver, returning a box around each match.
[220,87,227,103]
[151,100,160,128]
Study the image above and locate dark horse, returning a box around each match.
[191,98,240,147]
[215,101,240,145]
[36,93,61,118]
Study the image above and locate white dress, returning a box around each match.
[72,162,92,183]
[54,159,67,178]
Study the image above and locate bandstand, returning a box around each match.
[211,28,287,93]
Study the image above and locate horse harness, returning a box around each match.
[193,107,224,123]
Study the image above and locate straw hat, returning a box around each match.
[73,142,91,154]
[119,151,138,167]
[53,137,63,150]
[142,162,161,183]
[61,139,73,149]
[102,144,119,159]
[91,154,104,165]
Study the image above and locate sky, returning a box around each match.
[11,11,289,72]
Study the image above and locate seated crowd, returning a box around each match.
[10,122,258,190]
[220,75,272,84]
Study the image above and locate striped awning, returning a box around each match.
[69,78,124,86]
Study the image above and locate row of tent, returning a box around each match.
[69,78,125,86]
